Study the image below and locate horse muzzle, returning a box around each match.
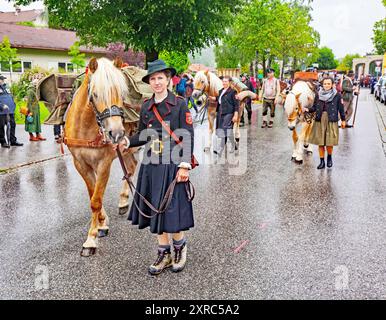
[288,125,295,131]
[108,129,125,144]
[192,90,202,100]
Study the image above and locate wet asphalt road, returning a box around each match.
[0,89,385,300]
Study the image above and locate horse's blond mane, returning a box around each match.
[89,58,128,105]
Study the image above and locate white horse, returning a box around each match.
[192,70,256,151]
[192,70,223,151]
[283,80,316,164]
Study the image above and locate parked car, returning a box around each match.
[374,76,386,101]
[381,79,386,105]
[370,77,378,94]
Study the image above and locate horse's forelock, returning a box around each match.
[193,71,209,90]
[89,57,128,106]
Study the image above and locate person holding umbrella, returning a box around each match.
[0,75,23,148]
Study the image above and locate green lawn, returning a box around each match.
[14,101,50,125]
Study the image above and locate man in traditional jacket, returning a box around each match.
[342,71,359,128]
[0,75,23,148]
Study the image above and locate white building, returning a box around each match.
[0,9,108,82]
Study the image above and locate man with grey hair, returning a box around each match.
[0,75,23,148]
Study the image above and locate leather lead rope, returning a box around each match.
[116,148,195,219]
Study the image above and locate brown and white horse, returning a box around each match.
[64,57,138,256]
[283,80,315,164]
[192,71,256,151]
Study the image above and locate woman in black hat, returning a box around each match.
[115,59,195,276]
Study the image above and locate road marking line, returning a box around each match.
[234,240,249,253]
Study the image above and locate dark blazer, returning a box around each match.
[0,84,16,115]
[128,90,194,165]
[308,93,345,122]
[216,88,240,115]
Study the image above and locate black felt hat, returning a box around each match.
[142,59,176,84]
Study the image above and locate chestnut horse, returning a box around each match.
[192,71,256,151]
[64,57,138,256]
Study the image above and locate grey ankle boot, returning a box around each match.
[148,249,172,276]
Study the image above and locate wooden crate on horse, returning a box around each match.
[39,73,80,125]
[294,71,318,82]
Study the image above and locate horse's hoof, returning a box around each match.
[98,229,109,238]
[118,205,129,215]
[80,247,96,257]
[295,159,303,165]
[235,138,240,143]
[291,157,296,161]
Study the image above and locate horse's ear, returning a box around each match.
[113,56,124,69]
[204,69,209,76]
[88,57,98,74]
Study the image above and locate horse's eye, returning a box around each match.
[201,81,204,84]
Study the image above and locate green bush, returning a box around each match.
[14,101,50,125]
[10,66,51,125]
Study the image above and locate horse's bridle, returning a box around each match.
[87,82,125,140]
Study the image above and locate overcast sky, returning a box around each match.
[1,0,385,58]
[310,0,386,58]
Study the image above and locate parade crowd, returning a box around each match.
[0,61,365,276]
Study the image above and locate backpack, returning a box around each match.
[176,78,187,95]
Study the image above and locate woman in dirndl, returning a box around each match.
[306,77,346,169]
[116,59,195,276]
[25,79,46,142]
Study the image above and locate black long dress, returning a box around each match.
[128,90,195,234]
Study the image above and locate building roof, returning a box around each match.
[0,9,44,24]
[0,22,108,54]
